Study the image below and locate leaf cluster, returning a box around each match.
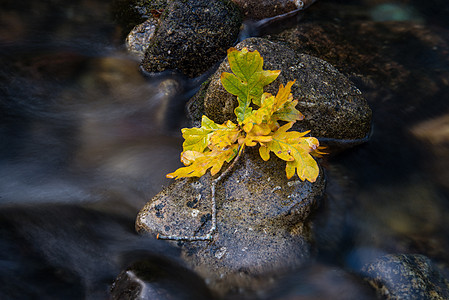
[167,47,323,182]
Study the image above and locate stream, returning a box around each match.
[1,0,449,299]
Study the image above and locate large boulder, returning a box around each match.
[140,0,242,78]
[136,147,325,296]
[188,37,372,145]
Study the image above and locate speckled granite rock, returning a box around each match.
[136,147,325,297]
[140,0,242,78]
[361,254,449,299]
[188,37,372,145]
[125,18,158,59]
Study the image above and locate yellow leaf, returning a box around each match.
[271,81,304,123]
[242,93,276,130]
[182,116,222,152]
[180,150,204,165]
[284,138,320,182]
[182,116,241,154]
[168,48,324,182]
[209,120,241,150]
[259,122,320,182]
[166,144,239,179]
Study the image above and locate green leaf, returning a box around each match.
[182,116,240,153]
[220,47,280,124]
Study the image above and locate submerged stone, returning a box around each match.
[230,0,317,20]
[136,147,325,296]
[361,254,449,299]
[140,0,242,78]
[264,263,377,300]
[265,3,449,124]
[189,37,372,146]
[111,256,213,300]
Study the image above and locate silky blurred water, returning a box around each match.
[1,0,449,299]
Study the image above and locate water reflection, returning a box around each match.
[0,1,191,297]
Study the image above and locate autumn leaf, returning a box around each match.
[168,47,322,183]
[181,116,220,152]
[166,144,239,179]
[259,122,320,182]
[182,115,241,153]
[271,81,304,123]
[209,120,241,150]
[220,47,280,124]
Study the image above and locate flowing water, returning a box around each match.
[1,0,449,299]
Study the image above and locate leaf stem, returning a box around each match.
[157,147,243,242]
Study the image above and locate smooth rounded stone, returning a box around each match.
[136,147,326,296]
[140,0,242,78]
[189,37,372,144]
[111,256,213,300]
[126,18,158,59]
[361,254,449,299]
[230,0,316,20]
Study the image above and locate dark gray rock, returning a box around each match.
[265,3,449,129]
[188,37,372,144]
[111,0,168,37]
[111,256,213,300]
[230,0,317,20]
[136,147,325,296]
[141,0,242,78]
[361,254,449,299]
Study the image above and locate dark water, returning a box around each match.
[1,0,449,299]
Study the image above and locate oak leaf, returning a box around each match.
[259,122,319,182]
[166,144,239,179]
[220,47,280,124]
[168,47,322,183]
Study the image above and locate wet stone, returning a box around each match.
[230,0,317,20]
[110,256,213,300]
[265,3,449,123]
[361,254,449,299]
[136,147,326,296]
[189,37,372,146]
[125,18,158,59]
[111,0,168,36]
[140,0,242,78]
